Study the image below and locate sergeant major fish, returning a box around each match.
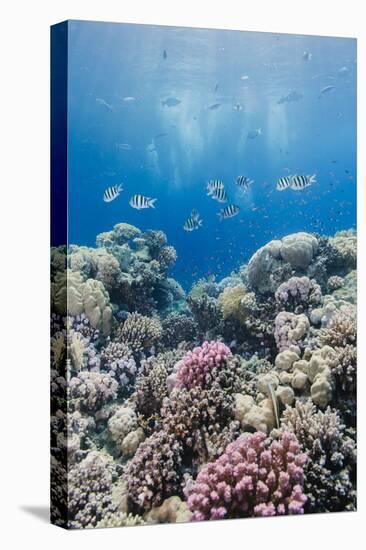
[183,209,203,232]
[291,174,317,190]
[236,175,253,190]
[276,176,293,191]
[207,180,224,195]
[218,204,240,220]
[129,194,157,209]
[211,186,228,203]
[103,184,123,203]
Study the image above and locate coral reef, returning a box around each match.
[50,225,357,529]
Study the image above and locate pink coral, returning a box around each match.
[174,341,232,390]
[185,431,307,520]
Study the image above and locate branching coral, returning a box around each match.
[116,313,162,354]
[100,341,137,390]
[275,276,322,312]
[274,311,310,352]
[159,383,237,464]
[281,400,356,512]
[174,341,232,390]
[161,313,198,349]
[68,451,119,528]
[135,357,169,420]
[68,371,118,412]
[185,431,307,520]
[124,431,183,513]
[318,304,356,347]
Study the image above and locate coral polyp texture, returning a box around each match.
[51,223,357,529]
[185,431,307,520]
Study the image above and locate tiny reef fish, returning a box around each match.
[161,97,182,107]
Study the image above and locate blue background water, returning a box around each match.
[67,20,356,290]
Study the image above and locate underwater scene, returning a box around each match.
[50,20,357,528]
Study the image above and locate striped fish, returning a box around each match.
[218,204,240,221]
[129,194,157,209]
[276,176,292,191]
[291,174,316,191]
[103,184,123,202]
[211,186,228,203]
[207,179,224,196]
[183,213,203,232]
[236,175,253,190]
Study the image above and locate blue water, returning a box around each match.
[67,20,356,290]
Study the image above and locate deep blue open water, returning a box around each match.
[67,20,356,290]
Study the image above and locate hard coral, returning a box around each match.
[116,312,162,354]
[185,431,307,520]
[275,276,322,312]
[174,341,232,390]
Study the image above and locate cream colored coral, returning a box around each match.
[218,284,257,323]
[234,394,275,433]
[145,496,192,524]
[275,346,301,371]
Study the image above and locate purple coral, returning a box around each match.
[185,431,307,520]
[175,341,232,390]
[275,276,322,312]
[274,311,309,352]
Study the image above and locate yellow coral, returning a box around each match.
[218,284,257,323]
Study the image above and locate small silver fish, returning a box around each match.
[115,143,132,151]
[276,176,292,191]
[161,97,181,107]
[208,103,221,110]
[277,90,303,104]
[233,103,243,111]
[240,75,249,80]
[319,85,335,98]
[129,194,157,209]
[236,175,253,190]
[247,128,262,139]
[207,180,224,195]
[291,174,316,190]
[303,51,312,61]
[122,96,136,102]
[218,204,240,220]
[96,98,113,111]
[103,184,123,202]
